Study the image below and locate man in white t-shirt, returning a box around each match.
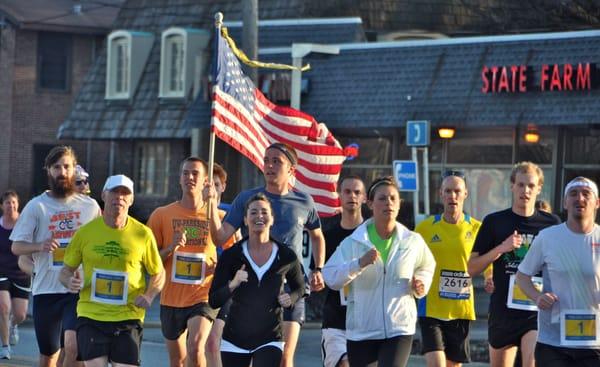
[11,146,101,367]
[517,176,600,367]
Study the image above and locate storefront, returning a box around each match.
[276,30,600,225]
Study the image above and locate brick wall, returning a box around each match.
[6,29,101,202]
[0,26,16,193]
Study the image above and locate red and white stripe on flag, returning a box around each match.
[212,88,344,216]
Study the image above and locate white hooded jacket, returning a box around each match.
[323,218,435,341]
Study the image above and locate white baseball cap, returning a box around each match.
[103,174,134,194]
[75,165,89,180]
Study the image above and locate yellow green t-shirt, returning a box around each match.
[367,223,395,265]
[64,216,164,322]
[415,214,481,320]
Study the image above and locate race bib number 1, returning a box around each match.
[50,240,70,270]
[560,310,600,347]
[172,252,206,285]
[91,269,128,305]
[439,270,471,300]
[507,274,542,311]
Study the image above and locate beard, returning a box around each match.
[48,174,75,198]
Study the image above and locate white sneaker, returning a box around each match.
[9,324,18,346]
[0,345,10,359]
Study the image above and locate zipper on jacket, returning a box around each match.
[381,260,388,338]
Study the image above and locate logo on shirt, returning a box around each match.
[465,231,473,240]
[94,241,129,263]
[172,219,208,247]
[502,232,536,273]
[431,234,442,243]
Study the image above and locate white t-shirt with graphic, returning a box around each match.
[519,223,600,348]
[10,192,101,295]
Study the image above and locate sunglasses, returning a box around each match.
[442,170,465,180]
[76,179,89,185]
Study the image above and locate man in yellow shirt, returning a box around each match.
[59,175,165,367]
[415,171,481,367]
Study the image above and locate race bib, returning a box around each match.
[339,285,350,306]
[50,240,70,270]
[172,252,206,285]
[560,310,600,347]
[507,274,542,311]
[90,269,128,305]
[439,270,471,300]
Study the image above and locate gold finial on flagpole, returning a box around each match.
[215,12,223,28]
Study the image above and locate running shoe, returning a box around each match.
[9,324,18,346]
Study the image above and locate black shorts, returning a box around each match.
[283,297,305,325]
[77,317,142,365]
[488,316,537,349]
[419,317,471,363]
[0,277,31,299]
[160,302,217,340]
[33,293,78,356]
[535,342,600,367]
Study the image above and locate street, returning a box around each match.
[1,321,489,367]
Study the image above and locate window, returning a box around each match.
[167,35,184,93]
[135,142,170,196]
[159,27,210,99]
[38,32,72,90]
[113,37,129,96]
[106,30,153,100]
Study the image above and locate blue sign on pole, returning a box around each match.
[393,160,418,192]
[406,120,430,146]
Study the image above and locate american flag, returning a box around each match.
[211,27,346,216]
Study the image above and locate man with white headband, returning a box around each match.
[516,176,600,366]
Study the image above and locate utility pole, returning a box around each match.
[242,0,258,85]
[241,0,260,187]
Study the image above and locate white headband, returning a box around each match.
[564,179,599,198]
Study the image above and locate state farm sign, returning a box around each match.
[481,63,596,93]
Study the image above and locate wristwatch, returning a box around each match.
[313,267,322,273]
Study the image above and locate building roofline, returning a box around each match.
[224,17,362,27]
[257,29,600,55]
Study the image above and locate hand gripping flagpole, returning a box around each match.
[206,12,223,221]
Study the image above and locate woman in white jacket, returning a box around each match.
[323,176,436,367]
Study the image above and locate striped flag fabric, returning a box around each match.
[211,27,346,216]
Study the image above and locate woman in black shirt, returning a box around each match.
[209,193,304,367]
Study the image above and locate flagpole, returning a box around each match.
[207,12,223,220]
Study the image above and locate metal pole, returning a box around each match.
[291,56,302,109]
[242,0,258,84]
[423,147,430,216]
[412,147,419,225]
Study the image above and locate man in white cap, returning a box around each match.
[74,165,91,196]
[11,146,101,366]
[516,176,600,366]
[59,174,165,367]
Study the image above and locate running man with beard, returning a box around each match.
[467,162,560,367]
[10,146,101,367]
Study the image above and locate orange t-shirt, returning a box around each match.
[147,202,217,307]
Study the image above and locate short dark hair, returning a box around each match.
[213,163,227,183]
[244,192,272,215]
[180,156,208,175]
[44,146,77,169]
[266,143,298,166]
[367,176,399,201]
[338,175,364,193]
[1,190,18,204]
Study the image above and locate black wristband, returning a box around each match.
[313,267,322,273]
